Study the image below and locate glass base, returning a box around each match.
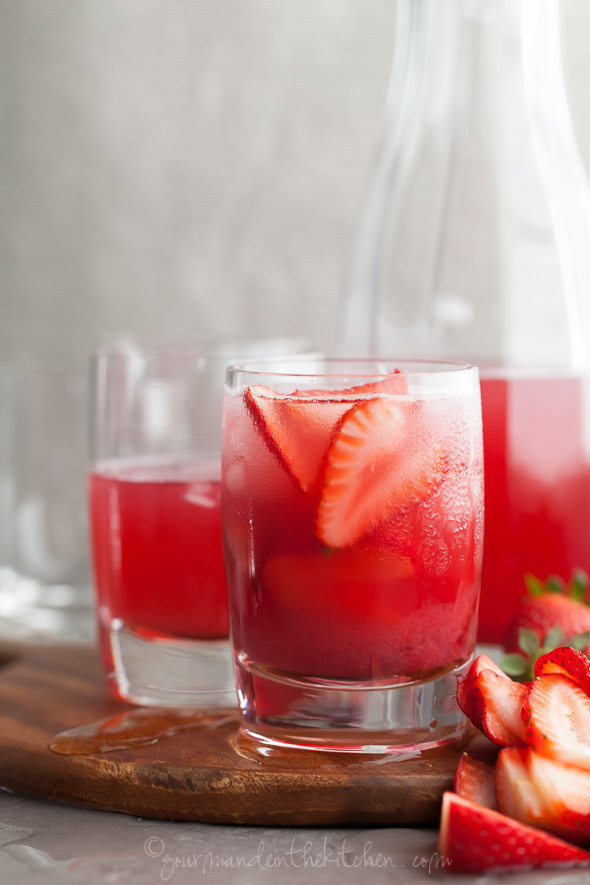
[0,567,96,641]
[103,620,236,707]
[234,655,472,754]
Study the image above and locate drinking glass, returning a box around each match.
[89,339,312,707]
[0,367,94,639]
[221,358,483,752]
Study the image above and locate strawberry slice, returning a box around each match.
[316,397,446,548]
[456,653,510,732]
[527,750,590,845]
[263,544,415,620]
[477,669,528,747]
[497,747,590,845]
[454,754,497,809]
[438,792,590,873]
[495,747,546,826]
[295,371,407,398]
[522,673,590,769]
[245,386,354,493]
[535,646,590,697]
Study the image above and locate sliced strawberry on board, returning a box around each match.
[477,669,528,747]
[535,646,590,697]
[316,397,446,548]
[522,673,590,769]
[454,754,497,809]
[245,386,354,493]
[456,653,509,732]
[438,791,590,874]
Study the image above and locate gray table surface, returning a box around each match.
[2,789,590,885]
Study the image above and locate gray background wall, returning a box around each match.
[1,0,590,370]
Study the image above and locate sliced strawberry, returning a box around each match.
[456,654,508,732]
[496,747,590,845]
[526,750,590,845]
[295,371,407,399]
[522,674,590,769]
[535,646,590,697]
[263,544,415,620]
[316,397,446,548]
[245,385,354,493]
[438,791,590,873]
[454,753,497,809]
[477,669,528,747]
[495,747,546,826]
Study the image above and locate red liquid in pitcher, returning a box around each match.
[478,374,590,644]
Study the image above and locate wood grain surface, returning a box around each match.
[0,642,495,826]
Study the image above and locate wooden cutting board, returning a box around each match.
[0,642,495,826]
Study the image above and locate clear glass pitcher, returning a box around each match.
[338,0,590,644]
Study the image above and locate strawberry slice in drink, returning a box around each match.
[245,386,354,493]
[263,543,416,620]
[261,542,417,679]
[316,397,447,548]
[294,371,407,398]
[245,374,408,495]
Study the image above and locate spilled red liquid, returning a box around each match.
[49,708,236,755]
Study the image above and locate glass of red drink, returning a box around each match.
[222,358,484,752]
[88,340,310,706]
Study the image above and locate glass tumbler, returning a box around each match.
[0,366,94,639]
[89,339,313,707]
[222,358,484,752]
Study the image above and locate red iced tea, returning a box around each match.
[222,375,484,684]
[89,458,229,673]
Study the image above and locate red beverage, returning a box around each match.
[89,458,229,661]
[222,378,484,683]
[478,374,590,644]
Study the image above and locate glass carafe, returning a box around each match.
[338,0,590,644]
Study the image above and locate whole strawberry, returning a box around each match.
[502,570,590,681]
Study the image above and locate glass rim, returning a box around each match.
[225,357,477,381]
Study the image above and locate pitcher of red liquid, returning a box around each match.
[337,0,590,644]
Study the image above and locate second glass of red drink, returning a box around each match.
[88,339,310,706]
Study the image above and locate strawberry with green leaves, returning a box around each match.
[441,581,590,874]
[502,570,590,682]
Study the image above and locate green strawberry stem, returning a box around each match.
[500,569,590,682]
